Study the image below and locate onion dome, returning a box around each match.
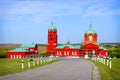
[48,22,57,31]
[85,24,96,34]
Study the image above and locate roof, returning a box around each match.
[21,43,36,48]
[56,44,80,49]
[99,46,107,50]
[85,24,96,34]
[48,22,57,31]
[10,48,28,52]
[9,43,37,52]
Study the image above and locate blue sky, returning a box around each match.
[0,0,120,44]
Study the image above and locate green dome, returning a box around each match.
[48,22,57,31]
[85,24,96,34]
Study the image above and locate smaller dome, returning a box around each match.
[48,22,57,31]
[85,24,96,34]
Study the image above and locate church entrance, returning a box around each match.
[50,52,53,56]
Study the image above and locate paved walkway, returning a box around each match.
[0,58,100,80]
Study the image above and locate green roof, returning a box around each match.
[10,48,28,52]
[56,44,80,49]
[85,24,96,34]
[48,22,57,31]
[21,43,36,48]
[99,46,107,50]
[9,43,36,52]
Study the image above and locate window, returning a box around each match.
[75,51,77,56]
[14,55,15,58]
[19,55,21,58]
[50,35,53,41]
[67,51,69,55]
[72,51,74,55]
[16,55,18,59]
[64,51,66,55]
[57,51,59,55]
[11,55,13,58]
[60,51,62,56]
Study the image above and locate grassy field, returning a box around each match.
[0,58,58,76]
[90,58,120,80]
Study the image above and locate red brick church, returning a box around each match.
[47,22,108,58]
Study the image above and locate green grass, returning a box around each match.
[0,58,58,76]
[90,58,120,80]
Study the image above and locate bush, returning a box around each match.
[0,49,8,58]
[39,52,48,57]
[108,48,120,58]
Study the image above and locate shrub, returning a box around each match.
[108,48,120,58]
[0,49,8,58]
[39,52,48,57]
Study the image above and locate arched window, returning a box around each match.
[72,51,74,55]
[67,51,69,55]
[19,55,21,58]
[75,51,77,55]
[64,51,66,55]
[57,51,59,55]
[50,35,53,41]
[11,55,13,58]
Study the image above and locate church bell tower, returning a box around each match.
[84,24,97,44]
[47,22,57,56]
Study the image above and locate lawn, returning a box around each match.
[90,58,120,80]
[0,58,58,76]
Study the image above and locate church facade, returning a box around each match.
[47,23,108,58]
[81,24,108,58]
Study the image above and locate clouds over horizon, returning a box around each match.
[0,0,120,43]
[0,0,120,23]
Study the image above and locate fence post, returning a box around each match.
[43,59,46,63]
[21,59,24,69]
[37,60,39,65]
[28,59,30,68]
[109,58,112,69]
[102,58,104,64]
[40,60,43,64]
[107,59,109,66]
[33,59,35,66]
[103,58,105,64]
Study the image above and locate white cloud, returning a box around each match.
[84,7,120,17]
[1,1,81,24]
[82,1,120,17]
[1,0,120,23]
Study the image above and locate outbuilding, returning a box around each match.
[7,43,38,59]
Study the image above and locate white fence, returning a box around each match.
[91,57,112,69]
[21,57,54,69]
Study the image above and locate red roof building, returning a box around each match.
[81,24,108,58]
[7,43,38,59]
[47,22,80,58]
[47,23,108,58]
